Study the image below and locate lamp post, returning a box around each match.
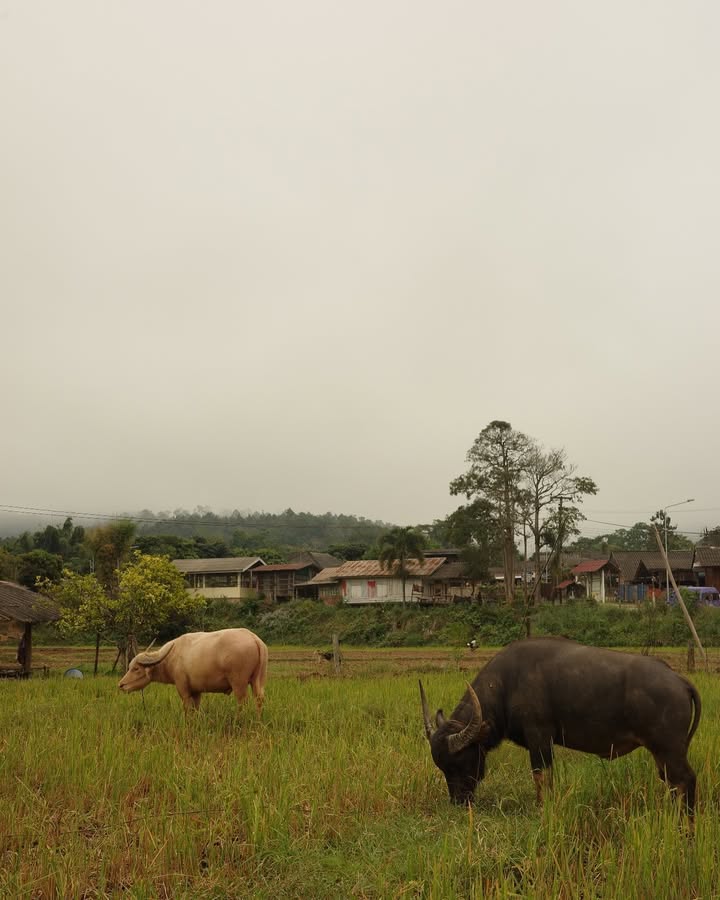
[662,498,694,599]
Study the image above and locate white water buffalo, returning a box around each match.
[118,628,268,713]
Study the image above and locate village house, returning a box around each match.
[331,557,448,604]
[570,558,620,603]
[0,581,59,676]
[694,547,720,591]
[611,550,696,601]
[299,566,344,604]
[172,556,266,602]
[252,551,342,602]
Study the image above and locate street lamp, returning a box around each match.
[662,498,695,599]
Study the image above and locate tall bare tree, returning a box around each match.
[451,421,533,603]
[522,446,597,600]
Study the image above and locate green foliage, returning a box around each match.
[0,547,18,581]
[698,525,720,546]
[569,517,694,553]
[327,542,370,561]
[47,571,110,638]
[17,549,63,589]
[437,499,502,579]
[46,554,206,655]
[85,520,137,595]
[115,553,206,643]
[135,507,392,553]
[192,596,720,650]
[377,526,427,605]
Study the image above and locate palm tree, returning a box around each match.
[378,527,427,607]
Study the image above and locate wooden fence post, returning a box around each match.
[332,633,341,675]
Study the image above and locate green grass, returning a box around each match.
[1,661,719,898]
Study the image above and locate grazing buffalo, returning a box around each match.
[118,628,268,713]
[420,637,700,816]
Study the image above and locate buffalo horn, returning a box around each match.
[136,642,174,668]
[418,680,434,740]
[144,638,156,653]
[447,683,485,755]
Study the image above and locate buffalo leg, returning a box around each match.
[250,677,265,715]
[653,751,696,819]
[229,680,250,709]
[529,746,554,805]
[180,692,201,712]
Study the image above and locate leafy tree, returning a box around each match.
[47,554,205,672]
[327,542,369,561]
[0,548,18,581]
[114,554,205,664]
[378,526,427,606]
[567,519,693,554]
[698,526,720,547]
[650,510,694,551]
[47,571,110,673]
[134,534,199,559]
[436,499,502,587]
[85,521,137,597]
[35,525,63,555]
[17,550,63,589]
[451,421,533,602]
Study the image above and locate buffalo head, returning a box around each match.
[419,680,490,804]
[118,643,174,693]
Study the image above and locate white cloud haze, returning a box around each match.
[2,1,719,539]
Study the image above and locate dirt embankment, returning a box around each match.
[1,643,712,678]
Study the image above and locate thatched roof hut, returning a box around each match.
[0,581,59,675]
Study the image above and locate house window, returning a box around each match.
[206,574,238,588]
[368,580,377,599]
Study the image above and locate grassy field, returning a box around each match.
[1,649,719,898]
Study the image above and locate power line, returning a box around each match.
[0,504,391,530]
[1,503,718,537]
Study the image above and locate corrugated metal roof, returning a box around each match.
[254,563,312,573]
[0,581,60,624]
[172,557,265,574]
[572,558,614,574]
[695,547,720,567]
[335,558,446,579]
[612,550,694,575]
[305,567,342,585]
[290,551,343,569]
[430,561,467,580]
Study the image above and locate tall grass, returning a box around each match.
[1,666,718,898]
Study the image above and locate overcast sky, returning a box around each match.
[2,1,719,541]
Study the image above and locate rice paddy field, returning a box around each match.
[2,646,720,899]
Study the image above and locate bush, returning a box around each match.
[119,596,720,649]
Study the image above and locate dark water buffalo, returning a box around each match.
[420,637,701,816]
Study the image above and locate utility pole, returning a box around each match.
[653,525,707,669]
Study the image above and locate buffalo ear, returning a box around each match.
[435,709,446,729]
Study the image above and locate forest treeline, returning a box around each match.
[3,419,720,593]
[0,509,396,587]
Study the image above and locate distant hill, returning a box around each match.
[0,507,396,553]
